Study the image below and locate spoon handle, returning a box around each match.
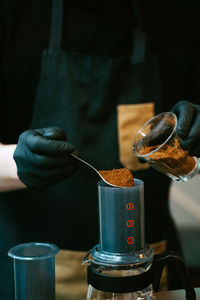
[70,153,118,187]
[70,153,100,175]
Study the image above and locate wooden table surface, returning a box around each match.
[55,250,200,300]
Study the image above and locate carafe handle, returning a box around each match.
[151,251,196,300]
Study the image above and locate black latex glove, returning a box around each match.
[171,100,200,157]
[13,126,81,189]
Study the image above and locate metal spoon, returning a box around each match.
[70,153,119,187]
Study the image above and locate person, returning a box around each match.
[1,0,200,298]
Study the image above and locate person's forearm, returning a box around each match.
[0,143,27,192]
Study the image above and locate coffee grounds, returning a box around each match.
[140,139,196,176]
[99,168,134,187]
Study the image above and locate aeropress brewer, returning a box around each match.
[82,179,196,300]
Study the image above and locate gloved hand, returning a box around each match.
[171,100,200,157]
[13,126,81,189]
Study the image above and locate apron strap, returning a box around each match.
[131,29,146,64]
[49,0,63,49]
[131,0,146,64]
[48,0,146,62]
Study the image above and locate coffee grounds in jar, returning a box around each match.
[140,139,196,176]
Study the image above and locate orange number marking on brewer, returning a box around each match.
[127,237,134,244]
[126,203,134,210]
[127,220,134,227]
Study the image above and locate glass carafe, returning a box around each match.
[86,261,157,300]
[84,250,196,300]
[87,285,156,300]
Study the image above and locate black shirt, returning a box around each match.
[1,0,200,143]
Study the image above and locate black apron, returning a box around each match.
[0,0,181,297]
[29,0,168,248]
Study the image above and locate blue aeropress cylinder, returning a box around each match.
[90,179,152,265]
[99,178,145,253]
